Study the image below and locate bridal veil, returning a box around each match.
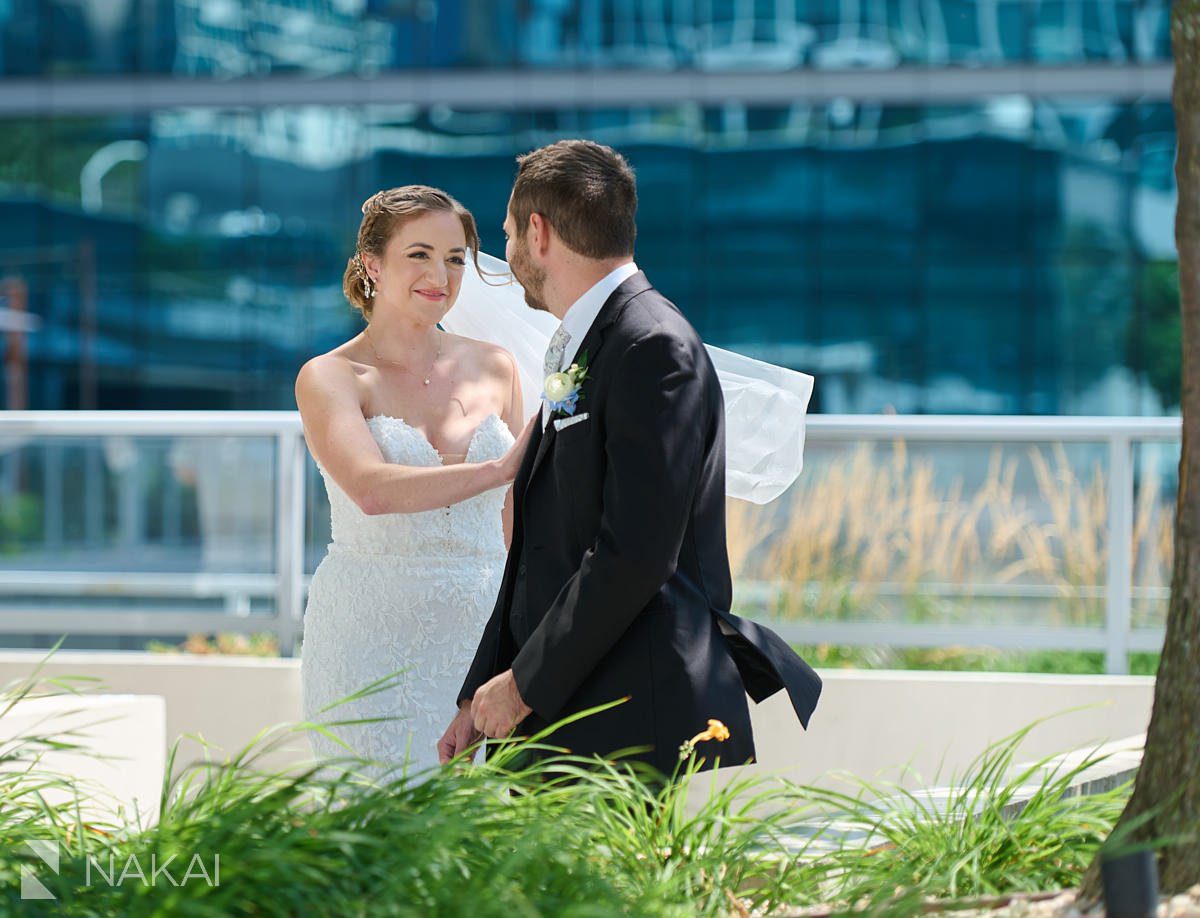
[443,252,813,505]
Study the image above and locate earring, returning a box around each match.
[354,251,375,299]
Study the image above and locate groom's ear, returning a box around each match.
[528,212,553,257]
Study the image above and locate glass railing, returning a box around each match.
[729,415,1176,674]
[0,411,1176,672]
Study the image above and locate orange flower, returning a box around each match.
[706,719,730,742]
[678,719,731,760]
[687,719,730,747]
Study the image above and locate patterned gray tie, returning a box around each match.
[544,324,571,378]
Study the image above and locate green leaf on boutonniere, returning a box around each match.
[568,350,589,384]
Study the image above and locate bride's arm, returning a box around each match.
[296,356,521,516]
[499,351,525,549]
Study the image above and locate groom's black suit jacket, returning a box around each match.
[458,272,821,775]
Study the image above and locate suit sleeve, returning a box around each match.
[457,596,511,707]
[510,329,710,720]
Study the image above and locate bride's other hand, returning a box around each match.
[438,702,482,765]
[496,414,537,483]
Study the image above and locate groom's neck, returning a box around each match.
[546,256,634,320]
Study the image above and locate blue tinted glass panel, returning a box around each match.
[0,99,1177,415]
[0,1,1172,76]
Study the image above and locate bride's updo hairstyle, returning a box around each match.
[343,185,482,319]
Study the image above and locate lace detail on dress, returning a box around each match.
[301,413,514,776]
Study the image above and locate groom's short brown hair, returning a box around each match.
[510,140,637,259]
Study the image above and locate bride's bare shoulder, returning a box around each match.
[295,340,373,408]
[443,333,517,381]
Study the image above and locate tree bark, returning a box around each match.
[1081,0,1200,898]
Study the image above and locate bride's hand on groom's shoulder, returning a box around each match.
[495,416,537,484]
[437,701,482,766]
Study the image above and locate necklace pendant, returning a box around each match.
[423,377,431,386]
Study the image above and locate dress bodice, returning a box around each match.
[318,413,514,561]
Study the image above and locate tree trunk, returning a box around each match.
[1082,1,1200,898]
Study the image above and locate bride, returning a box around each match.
[297,186,533,774]
[299,183,814,775]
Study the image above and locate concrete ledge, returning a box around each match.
[999,732,1144,819]
[0,653,1155,788]
[753,668,1155,788]
[0,652,305,774]
[0,692,165,826]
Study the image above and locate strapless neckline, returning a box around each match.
[364,412,505,466]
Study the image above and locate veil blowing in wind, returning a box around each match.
[443,251,814,505]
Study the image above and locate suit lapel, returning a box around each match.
[527,412,557,482]
[524,272,651,488]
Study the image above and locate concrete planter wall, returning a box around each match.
[0,652,1155,790]
[0,692,166,825]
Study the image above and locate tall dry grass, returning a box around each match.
[728,442,1174,628]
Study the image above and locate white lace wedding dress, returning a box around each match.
[300,412,514,775]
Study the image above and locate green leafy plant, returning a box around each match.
[795,643,1162,676]
[788,720,1131,912]
[0,668,1133,916]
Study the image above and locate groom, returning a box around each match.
[438,140,821,775]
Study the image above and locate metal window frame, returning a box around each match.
[0,65,1173,117]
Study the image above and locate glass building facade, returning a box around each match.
[0,1,1178,415]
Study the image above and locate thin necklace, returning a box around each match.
[365,325,442,386]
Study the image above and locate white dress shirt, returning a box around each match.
[542,261,639,427]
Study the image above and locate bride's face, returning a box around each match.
[369,211,468,322]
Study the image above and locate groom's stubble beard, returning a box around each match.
[509,233,550,313]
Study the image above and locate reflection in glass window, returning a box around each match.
[0,93,1178,416]
[0,0,1173,76]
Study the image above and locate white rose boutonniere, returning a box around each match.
[543,351,590,418]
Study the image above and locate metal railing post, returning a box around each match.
[114,437,143,550]
[1106,433,1134,675]
[274,431,307,657]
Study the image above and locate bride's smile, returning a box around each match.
[361,211,468,326]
